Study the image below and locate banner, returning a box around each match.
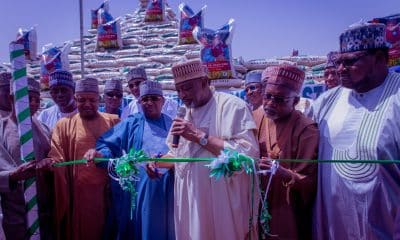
[301,83,326,99]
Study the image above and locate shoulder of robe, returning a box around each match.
[54,115,71,127]
[215,91,250,114]
[292,111,319,138]
[116,112,144,129]
[252,106,265,128]
[125,112,144,121]
[310,86,343,121]
[99,112,120,121]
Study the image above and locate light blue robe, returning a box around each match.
[310,71,400,239]
[96,112,174,240]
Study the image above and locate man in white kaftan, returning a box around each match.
[311,22,400,239]
[37,70,77,128]
[167,60,260,240]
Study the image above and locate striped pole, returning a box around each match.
[79,0,85,79]
[10,42,40,239]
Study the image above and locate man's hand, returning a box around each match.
[9,161,37,182]
[170,118,200,143]
[83,149,103,164]
[258,157,273,170]
[258,156,293,181]
[145,162,162,179]
[36,158,55,171]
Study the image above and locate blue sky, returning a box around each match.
[0,0,398,62]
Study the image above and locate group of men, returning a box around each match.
[0,22,399,240]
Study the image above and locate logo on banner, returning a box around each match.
[301,84,326,99]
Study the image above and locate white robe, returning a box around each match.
[37,105,77,129]
[311,71,400,239]
[168,91,260,240]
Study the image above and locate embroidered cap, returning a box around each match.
[261,66,276,83]
[126,67,147,82]
[139,80,163,98]
[172,59,207,84]
[75,77,99,93]
[262,65,305,94]
[340,22,389,53]
[245,70,262,86]
[104,78,123,93]
[49,70,75,89]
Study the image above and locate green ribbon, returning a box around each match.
[270,159,400,164]
[53,158,400,167]
[52,158,109,167]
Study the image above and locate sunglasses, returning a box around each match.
[245,85,261,92]
[263,93,294,104]
[140,95,162,103]
[128,81,143,88]
[335,53,369,67]
[106,92,123,98]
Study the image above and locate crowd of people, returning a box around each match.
[0,21,399,240]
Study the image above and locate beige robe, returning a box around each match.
[253,108,319,240]
[168,91,260,240]
[49,112,119,240]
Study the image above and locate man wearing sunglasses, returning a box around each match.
[245,70,263,111]
[37,70,77,129]
[324,51,340,89]
[121,67,147,119]
[311,23,400,239]
[121,67,177,119]
[253,65,319,239]
[100,78,123,117]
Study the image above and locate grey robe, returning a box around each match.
[0,117,53,240]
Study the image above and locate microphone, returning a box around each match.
[172,107,186,148]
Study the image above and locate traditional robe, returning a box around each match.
[121,97,178,119]
[37,105,77,129]
[311,71,400,239]
[253,107,318,240]
[0,117,53,240]
[96,112,174,240]
[168,91,260,240]
[49,112,119,240]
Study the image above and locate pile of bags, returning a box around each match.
[371,14,400,67]
[21,1,246,94]
[11,0,333,99]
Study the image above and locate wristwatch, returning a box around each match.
[199,133,209,146]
